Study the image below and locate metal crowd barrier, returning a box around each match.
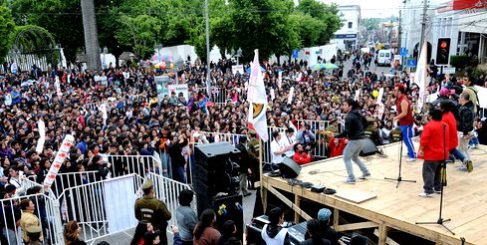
[146,173,195,228]
[50,171,98,198]
[104,154,161,178]
[296,119,332,158]
[1,192,64,244]
[58,174,144,244]
[192,87,245,105]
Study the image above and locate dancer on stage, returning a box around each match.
[417,109,449,197]
[393,84,416,161]
[336,98,371,184]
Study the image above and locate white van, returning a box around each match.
[377,50,392,66]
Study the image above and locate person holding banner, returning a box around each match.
[393,84,416,162]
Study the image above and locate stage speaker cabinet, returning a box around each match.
[213,194,244,243]
[193,142,240,215]
[278,157,301,179]
[360,138,379,157]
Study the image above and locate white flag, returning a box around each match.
[415,42,428,110]
[247,50,269,142]
[35,120,46,154]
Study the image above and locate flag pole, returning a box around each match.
[259,138,267,213]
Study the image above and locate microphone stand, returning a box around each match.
[416,124,454,235]
[385,132,416,188]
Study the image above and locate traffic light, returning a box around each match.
[436,38,451,65]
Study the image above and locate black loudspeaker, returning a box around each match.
[278,157,302,178]
[360,138,379,156]
[213,194,244,242]
[193,142,240,216]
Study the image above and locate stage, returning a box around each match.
[261,142,487,245]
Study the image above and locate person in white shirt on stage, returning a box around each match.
[280,128,297,158]
[271,131,292,171]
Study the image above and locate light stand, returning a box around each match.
[384,131,416,188]
[416,124,454,235]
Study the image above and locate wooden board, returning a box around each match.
[334,189,377,204]
[262,141,487,245]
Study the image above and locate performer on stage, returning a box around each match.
[335,98,371,184]
[417,109,449,198]
[393,84,416,161]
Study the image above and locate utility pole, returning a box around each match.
[419,0,429,57]
[398,10,402,50]
[205,0,211,95]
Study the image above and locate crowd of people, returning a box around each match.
[0,47,487,243]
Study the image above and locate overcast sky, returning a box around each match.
[317,0,403,18]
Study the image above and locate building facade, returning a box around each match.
[330,5,361,51]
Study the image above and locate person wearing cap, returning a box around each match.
[304,208,340,245]
[132,180,172,245]
[393,83,416,162]
[20,199,43,243]
[417,109,449,198]
[25,225,43,245]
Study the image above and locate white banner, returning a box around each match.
[415,42,428,110]
[55,76,62,97]
[35,120,46,154]
[167,84,189,102]
[278,70,282,89]
[43,135,75,187]
[287,87,294,105]
[232,65,244,75]
[103,176,138,233]
[354,89,361,101]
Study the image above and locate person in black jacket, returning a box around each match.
[335,98,371,184]
[300,219,331,245]
[457,92,475,170]
[235,137,251,197]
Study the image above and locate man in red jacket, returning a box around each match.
[418,109,449,198]
[293,143,313,165]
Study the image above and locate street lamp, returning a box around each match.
[236,48,242,65]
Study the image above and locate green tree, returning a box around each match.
[115,14,163,59]
[289,12,326,48]
[9,0,85,63]
[296,0,342,45]
[0,4,15,60]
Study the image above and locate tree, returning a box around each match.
[115,14,163,59]
[0,4,15,61]
[9,0,85,63]
[289,12,326,48]
[296,0,342,45]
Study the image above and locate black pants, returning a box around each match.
[422,161,442,194]
[131,223,147,245]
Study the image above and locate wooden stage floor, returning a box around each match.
[261,142,487,245]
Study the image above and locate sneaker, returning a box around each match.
[458,165,468,172]
[359,173,371,180]
[434,190,442,194]
[344,179,356,184]
[465,160,473,173]
[418,192,434,198]
[406,157,416,162]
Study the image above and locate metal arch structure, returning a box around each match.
[6,25,62,72]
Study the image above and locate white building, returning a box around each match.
[329,5,362,51]
[402,0,487,66]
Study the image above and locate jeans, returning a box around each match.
[343,139,370,181]
[422,161,442,194]
[458,131,472,161]
[239,173,249,195]
[450,148,466,162]
[400,125,416,159]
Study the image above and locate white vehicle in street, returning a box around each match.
[376,49,392,66]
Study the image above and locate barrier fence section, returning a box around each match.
[296,119,332,158]
[192,87,245,105]
[147,173,195,228]
[58,174,144,244]
[1,193,64,245]
[104,154,161,178]
[51,171,98,198]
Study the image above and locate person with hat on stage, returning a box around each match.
[131,180,172,245]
